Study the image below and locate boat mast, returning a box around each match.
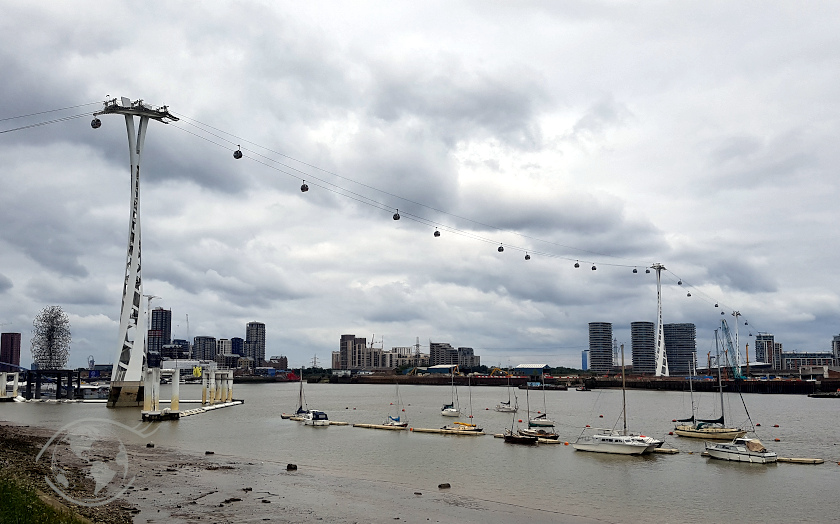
[621,343,627,436]
[688,351,696,424]
[715,330,725,424]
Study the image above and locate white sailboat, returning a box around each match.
[494,370,518,413]
[302,409,330,426]
[281,368,309,419]
[441,369,460,417]
[528,373,555,428]
[674,339,746,440]
[574,344,661,455]
[443,376,482,432]
[383,382,408,428]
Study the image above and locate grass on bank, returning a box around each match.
[0,476,88,524]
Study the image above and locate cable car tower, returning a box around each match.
[651,263,669,377]
[93,98,178,407]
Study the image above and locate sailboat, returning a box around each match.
[443,376,482,432]
[527,373,555,428]
[674,340,746,440]
[573,344,662,455]
[441,369,460,417]
[520,373,559,439]
[383,382,408,428]
[503,396,537,445]
[282,368,324,422]
[494,370,518,413]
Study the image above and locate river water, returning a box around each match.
[3,382,839,523]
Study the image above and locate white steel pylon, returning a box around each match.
[652,263,669,377]
[94,98,177,391]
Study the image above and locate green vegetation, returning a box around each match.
[0,476,88,524]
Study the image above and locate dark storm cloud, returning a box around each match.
[25,277,112,306]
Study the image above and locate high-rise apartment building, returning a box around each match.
[754,333,783,369]
[631,321,656,374]
[246,322,266,365]
[339,334,367,369]
[663,323,696,375]
[457,347,480,369]
[430,342,458,366]
[588,322,613,374]
[231,337,245,356]
[148,308,172,354]
[193,336,216,361]
[1,333,22,372]
[217,338,232,356]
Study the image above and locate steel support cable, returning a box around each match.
[170,122,545,252]
[172,111,630,262]
[0,102,101,122]
[172,111,757,322]
[0,112,89,134]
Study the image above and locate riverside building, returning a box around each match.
[663,323,696,375]
[631,321,656,374]
[588,322,613,374]
[0,332,21,372]
[246,321,266,365]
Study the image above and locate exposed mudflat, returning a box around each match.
[0,422,607,523]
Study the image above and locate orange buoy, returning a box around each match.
[756,423,761,427]
[774,438,780,442]
[410,427,413,431]
[564,442,569,446]
[672,419,676,422]
[585,425,591,428]
[773,424,779,427]
[599,415,604,418]
[668,431,674,435]
[518,419,523,423]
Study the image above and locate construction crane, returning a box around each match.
[718,319,744,379]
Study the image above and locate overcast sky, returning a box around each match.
[2,2,839,370]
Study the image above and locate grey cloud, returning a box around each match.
[0,273,12,293]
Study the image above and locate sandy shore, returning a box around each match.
[0,422,610,524]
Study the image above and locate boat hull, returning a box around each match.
[674,425,746,440]
[441,408,460,417]
[705,440,777,463]
[573,432,655,455]
[503,429,538,445]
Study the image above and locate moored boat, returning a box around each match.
[573,343,660,455]
[517,427,559,440]
[303,409,329,426]
[705,437,777,463]
[674,348,745,440]
[503,428,538,445]
[572,428,656,455]
[441,370,461,417]
[442,421,483,432]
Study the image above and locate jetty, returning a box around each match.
[352,423,408,430]
[410,427,485,436]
